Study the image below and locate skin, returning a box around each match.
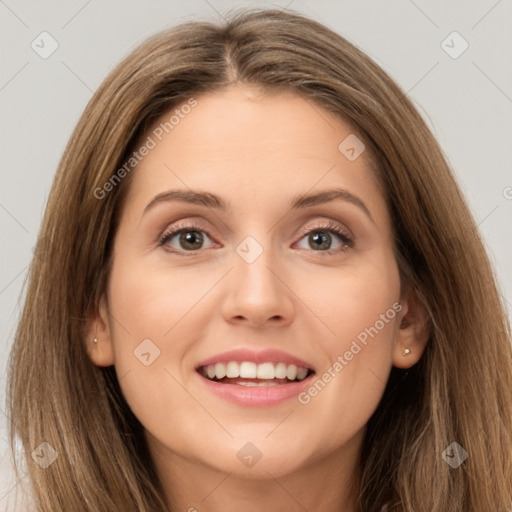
[87,85,429,512]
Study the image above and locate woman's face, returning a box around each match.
[90,85,423,481]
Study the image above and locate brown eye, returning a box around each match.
[295,222,353,253]
[176,230,204,250]
[159,223,215,254]
[308,231,334,251]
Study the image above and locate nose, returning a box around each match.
[220,239,295,329]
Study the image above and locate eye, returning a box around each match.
[158,220,354,256]
[159,222,216,255]
[294,221,354,254]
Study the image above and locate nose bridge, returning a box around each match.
[221,228,294,325]
[234,231,280,296]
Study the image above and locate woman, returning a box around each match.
[7,8,512,511]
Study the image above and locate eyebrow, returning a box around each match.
[290,188,374,223]
[143,187,374,223]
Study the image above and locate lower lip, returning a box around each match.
[196,372,314,407]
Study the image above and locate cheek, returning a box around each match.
[302,252,400,352]
[105,257,221,427]
[108,256,215,348]
[296,253,400,414]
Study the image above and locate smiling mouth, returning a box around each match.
[197,361,315,386]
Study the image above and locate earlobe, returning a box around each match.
[85,295,115,367]
[392,286,430,369]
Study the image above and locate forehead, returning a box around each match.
[144,86,363,162]
[122,85,386,223]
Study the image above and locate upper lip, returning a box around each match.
[195,348,315,372]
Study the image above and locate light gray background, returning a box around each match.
[1,0,511,508]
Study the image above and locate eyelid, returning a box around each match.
[158,217,354,255]
[158,219,215,246]
[296,219,353,243]
[292,220,354,256]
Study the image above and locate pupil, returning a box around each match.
[181,231,203,250]
[310,232,330,250]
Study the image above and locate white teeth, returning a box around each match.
[286,364,297,380]
[274,362,287,379]
[296,367,308,380]
[226,361,239,378]
[237,381,280,387]
[214,362,226,379]
[256,362,275,379]
[239,362,257,378]
[200,361,311,382]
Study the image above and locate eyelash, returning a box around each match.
[158,220,354,257]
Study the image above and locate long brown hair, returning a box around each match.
[7,8,512,511]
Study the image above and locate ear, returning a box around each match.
[392,284,430,369]
[85,294,115,367]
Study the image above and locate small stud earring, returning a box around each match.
[403,347,411,356]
